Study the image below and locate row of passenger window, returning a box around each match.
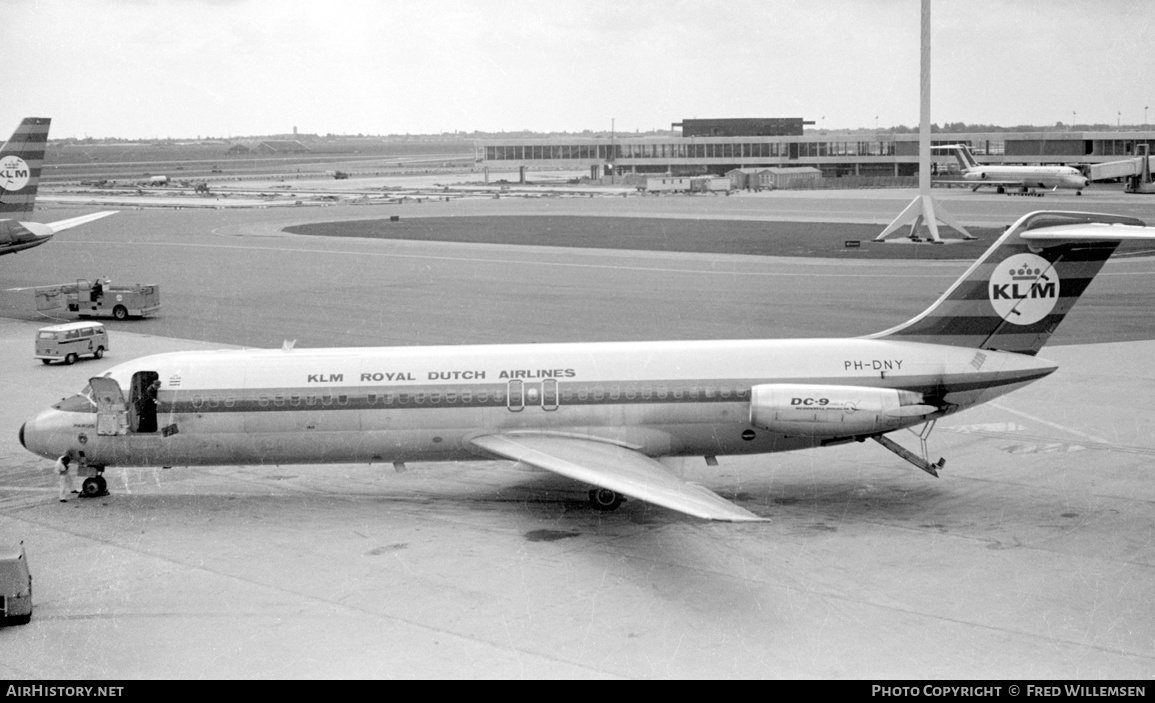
[189,388,511,409]
[183,384,753,410]
[562,385,750,402]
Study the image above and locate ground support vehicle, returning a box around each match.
[35,321,109,365]
[34,280,160,320]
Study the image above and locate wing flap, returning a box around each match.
[470,433,765,522]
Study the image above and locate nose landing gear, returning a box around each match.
[81,474,108,497]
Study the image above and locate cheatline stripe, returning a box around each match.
[908,297,1090,319]
[86,370,1056,416]
[929,277,1096,303]
[0,151,45,162]
[882,333,1050,347]
[888,314,1073,337]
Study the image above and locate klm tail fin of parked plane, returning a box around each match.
[870,211,1153,355]
[0,117,116,256]
[0,117,49,217]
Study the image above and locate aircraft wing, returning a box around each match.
[44,211,117,233]
[469,433,766,522]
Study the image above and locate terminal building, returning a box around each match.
[477,117,1155,181]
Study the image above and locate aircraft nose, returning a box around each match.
[19,408,73,460]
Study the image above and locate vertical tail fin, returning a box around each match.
[954,144,980,170]
[0,117,50,217]
[932,143,980,172]
[869,211,1155,355]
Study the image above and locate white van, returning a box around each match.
[35,321,109,365]
[0,543,32,626]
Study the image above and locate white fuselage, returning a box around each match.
[963,165,1089,190]
[20,338,1057,469]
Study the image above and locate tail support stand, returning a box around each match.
[872,420,945,477]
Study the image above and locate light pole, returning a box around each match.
[609,117,615,184]
[876,0,972,242]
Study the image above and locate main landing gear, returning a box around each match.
[588,487,625,512]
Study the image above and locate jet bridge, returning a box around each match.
[1088,144,1155,193]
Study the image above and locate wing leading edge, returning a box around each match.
[469,433,765,522]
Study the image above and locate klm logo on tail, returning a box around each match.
[988,253,1060,325]
[0,155,30,191]
[869,211,1146,355]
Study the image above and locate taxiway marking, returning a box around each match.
[988,401,1111,444]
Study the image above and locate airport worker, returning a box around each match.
[91,278,103,301]
[139,380,161,433]
[55,454,74,502]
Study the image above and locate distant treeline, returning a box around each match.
[48,121,1146,150]
[817,122,1142,134]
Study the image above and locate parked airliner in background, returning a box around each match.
[933,144,1090,195]
[0,117,115,257]
[19,211,1155,521]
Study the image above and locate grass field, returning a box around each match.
[287,216,1155,260]
[285,216,1012,260]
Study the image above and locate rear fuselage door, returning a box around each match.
[89,376,128,436]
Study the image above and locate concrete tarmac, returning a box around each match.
[1,191,1154,679]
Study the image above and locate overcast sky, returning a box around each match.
[3,0,1152,139]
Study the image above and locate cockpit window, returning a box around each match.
[53,393,96,413]
[51,381,98,413]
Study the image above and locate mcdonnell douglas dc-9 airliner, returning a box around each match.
[0,117,115,257]
[19,211,1155,521]
[933,144,1090,195]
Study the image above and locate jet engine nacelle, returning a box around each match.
[749,384,937,438]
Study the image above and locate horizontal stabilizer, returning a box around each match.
[470,433,766,522]
[870,211,1155,355]
[1020,222,1155,241]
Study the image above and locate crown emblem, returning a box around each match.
[1010,266,1044,281]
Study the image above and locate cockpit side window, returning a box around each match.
[53,391,97,413]
[52,381,98,413]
